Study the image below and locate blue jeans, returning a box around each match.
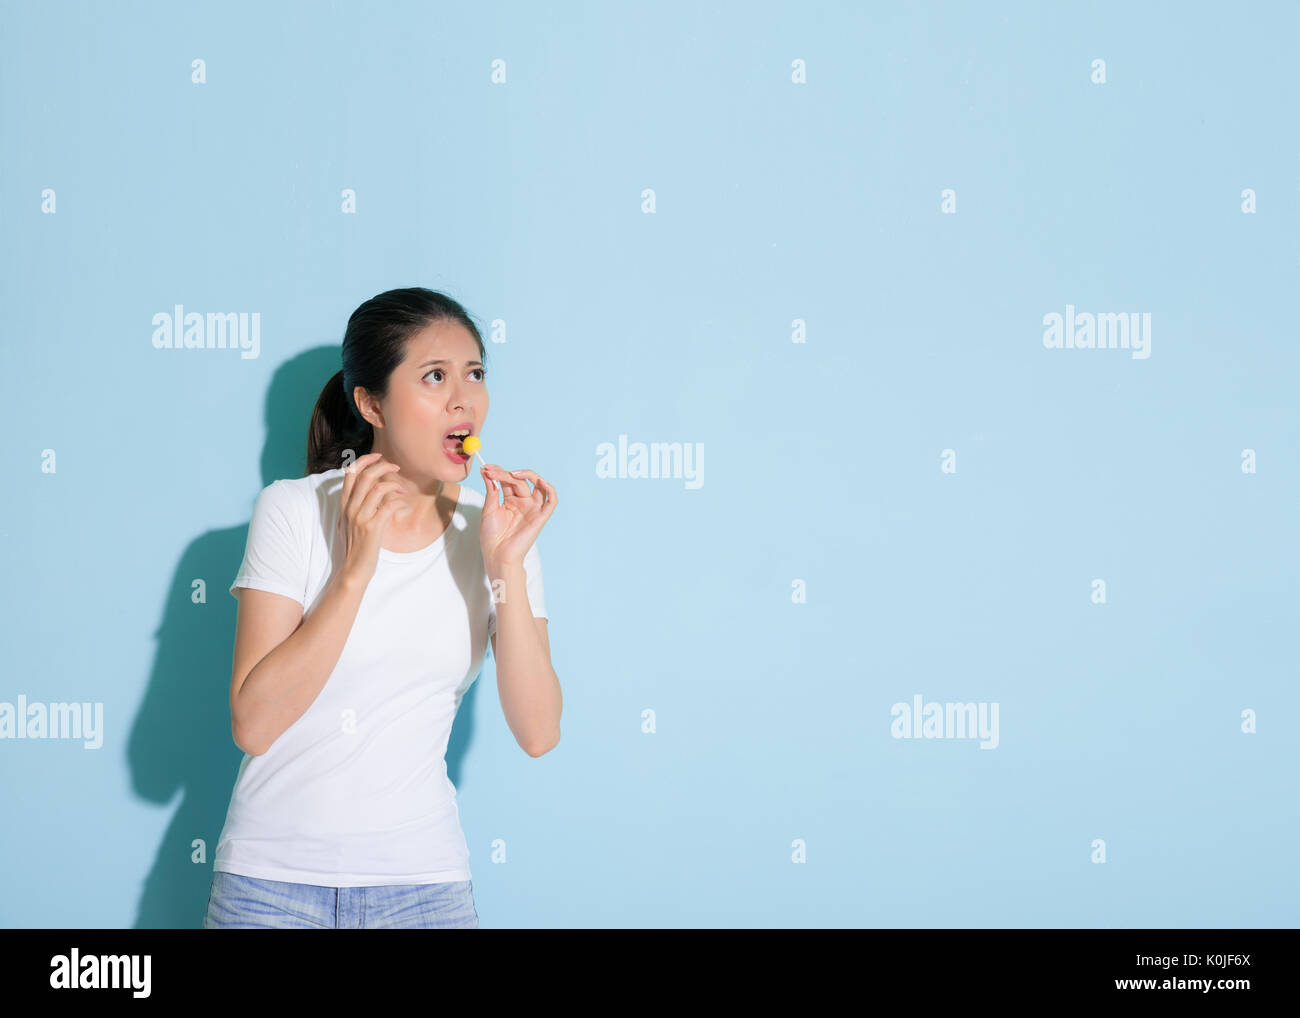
[202,869,479,929]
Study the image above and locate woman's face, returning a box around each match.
[360,319,488,486]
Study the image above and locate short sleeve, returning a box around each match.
[488,540,546,637]
[230,479,309,607]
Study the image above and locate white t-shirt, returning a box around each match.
[213,467,545,887]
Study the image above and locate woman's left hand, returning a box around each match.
[479,465,557,576]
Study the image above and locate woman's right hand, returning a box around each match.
[337,452,406,586]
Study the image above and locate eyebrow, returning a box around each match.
[419,359,483,368]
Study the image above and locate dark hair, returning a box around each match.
[306,287,487,475]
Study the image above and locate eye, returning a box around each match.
[424,367,487,383]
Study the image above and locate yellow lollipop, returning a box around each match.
[461,434,485,467]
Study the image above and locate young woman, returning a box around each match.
[202,287,560,929]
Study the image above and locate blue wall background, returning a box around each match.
[2,0,1296,928]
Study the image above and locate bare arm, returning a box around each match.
[230,453,405,756]
[230,571,367,756]
[477,464,562,757]
[489,568,562,758]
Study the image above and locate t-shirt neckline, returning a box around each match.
[377,484,463,563]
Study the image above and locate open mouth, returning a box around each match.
[442,427,472,462]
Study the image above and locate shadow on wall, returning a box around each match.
[125,346,484,928]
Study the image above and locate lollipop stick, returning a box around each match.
[461,435,488,474]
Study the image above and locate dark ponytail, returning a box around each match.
[306,287,487,475]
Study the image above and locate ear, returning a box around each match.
[353,385,382,429]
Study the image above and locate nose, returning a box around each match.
[446,371,481,418]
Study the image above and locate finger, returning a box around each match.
[482,464,530,500]
[354,460,401,512]
[341,458,356,514]
[359,479,403,522]
[533,475,557,513]
[510,469,551,506]
[340,453,378,511]
[495,471,534,501]
[344,451,381,478]
[500,467,543,497]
